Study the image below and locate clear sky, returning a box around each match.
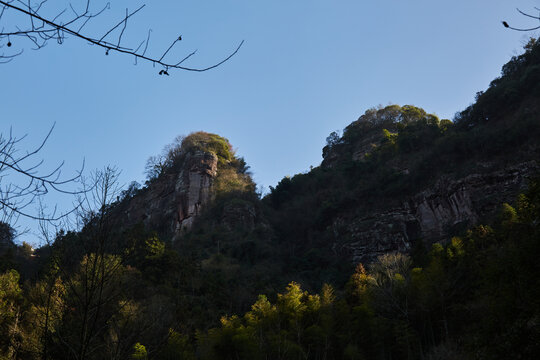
[1,0,539,244]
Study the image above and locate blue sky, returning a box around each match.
[1,0,539,244]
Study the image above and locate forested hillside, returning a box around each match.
[0,39,539,359]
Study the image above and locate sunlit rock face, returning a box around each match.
[175,151,218,231]
[122,150,218,235]
[335,161,538,263]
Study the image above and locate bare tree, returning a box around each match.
[503,7,540,31]
[144,135,184,181]
[0,0,243,74]
[36,166,127,360]
[0,124,85,227]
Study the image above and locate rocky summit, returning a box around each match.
[121,149,218,234]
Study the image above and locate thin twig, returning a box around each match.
[0,0,243,73]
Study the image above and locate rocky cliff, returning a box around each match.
[115,132,257,239]
[267,96,540,270]
[114,38,540,269]
[334,161,539,263]
[121,150,218,235]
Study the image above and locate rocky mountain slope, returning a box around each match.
[337,160,538,263]
[112,132,257,238]
[264,39,540,273]
[110,40,540,277]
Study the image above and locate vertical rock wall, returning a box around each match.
[175,151,218,231]
[122,150,218,235]
[334,161,538,263]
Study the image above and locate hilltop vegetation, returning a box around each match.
[144,131,254,194]
[0,39,539,359]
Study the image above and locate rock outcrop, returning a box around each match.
[175,151,218,231]
[333,161,539,263]
[121,150,218,235]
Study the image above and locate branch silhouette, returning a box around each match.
[0,124,87,224]
[502,7,540,31]
[0,0,243,73]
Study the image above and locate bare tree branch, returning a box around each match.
[0,124,87,224]
[503,7,540,31]
[0,0,244,74]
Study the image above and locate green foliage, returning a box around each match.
[499,203,518,228]
[144,235,165,260]
[198,282,337,360]
[157,329,196,360]
[0,223,16,274]
[0,222,15,248]
[142,131,256,206]
[214,167,254,195]
[455,37,540,128]
[229,178,538,358]
[382,128,397,144]
[0,269,22,357]
[132,342,148,359]
[145,131,237,182]
[181,132,234,163]
[0,269,21,317]
[0,270,21,320]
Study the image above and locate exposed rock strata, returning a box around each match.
[334,161,539,263]
[122,150,218,234]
